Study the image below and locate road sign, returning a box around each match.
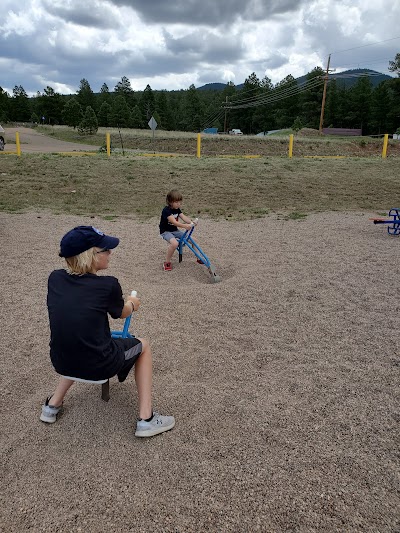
[148,116,157,130]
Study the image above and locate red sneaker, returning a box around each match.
[163,262,172,271]
[196,258,204,264]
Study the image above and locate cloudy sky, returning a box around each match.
[1,0,399,96]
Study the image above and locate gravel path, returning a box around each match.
[3,127,100,153]
[0,211,399,532]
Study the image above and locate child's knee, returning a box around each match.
[138,337,150,352]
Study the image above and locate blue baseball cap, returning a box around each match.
[59,226,120,258]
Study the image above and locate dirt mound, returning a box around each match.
[298,127,321,136]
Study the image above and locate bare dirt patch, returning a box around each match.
[1,211,399,531]
[3,126,100,153]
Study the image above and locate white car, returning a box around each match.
[0,124,5,151]
[229,129,243,135]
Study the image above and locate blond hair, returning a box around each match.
[65,247,98,275]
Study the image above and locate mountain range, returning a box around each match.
[197,69,393,91]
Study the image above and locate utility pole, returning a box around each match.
[319,54,331,134]
[223,96,229,133]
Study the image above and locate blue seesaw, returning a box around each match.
[178,224,222,283]
[110,290,136,339]
[370,208,400,236]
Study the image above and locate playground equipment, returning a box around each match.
[62,291,137,402]
[109,290,136,340]
[178,223,222,283]
[370,208,400,236]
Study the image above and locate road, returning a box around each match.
[3,127,100,153]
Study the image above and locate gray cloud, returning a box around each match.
[263,53,288,71]
[108,0,304,25]
[42,0,121,29]
[162,30,245,63]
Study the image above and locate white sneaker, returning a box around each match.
[40,396,62,423]
[135,412,175,437]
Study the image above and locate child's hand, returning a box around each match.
[127,295,140,311]
[184,223,193,230]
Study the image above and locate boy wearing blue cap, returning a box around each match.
[40,225,175,438]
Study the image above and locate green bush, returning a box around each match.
[78,106,98,135]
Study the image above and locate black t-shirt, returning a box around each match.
[159,206,182,234]
[47,269,125,380]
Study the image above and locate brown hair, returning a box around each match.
[166,189,183,205]
[65,247,98,275]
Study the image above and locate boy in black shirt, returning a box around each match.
[41,225,175,438]
[159,189,197,271]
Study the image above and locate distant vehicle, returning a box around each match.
[0,125,4,151]
[229,129,243,135]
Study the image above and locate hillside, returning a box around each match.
[198,69,393,91]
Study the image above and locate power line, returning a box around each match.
[334,57,394,69]
[225,77,324,110]
[201,108,225,130]
[330,36,400,56]
[227,76,322,107]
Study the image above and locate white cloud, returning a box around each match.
[0,0,398,94]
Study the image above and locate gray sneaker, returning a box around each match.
[40,396,62,423]
[135,412,175,437]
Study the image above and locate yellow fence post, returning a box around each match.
[197,133,201,158]
[15,132,21,156]
[382,134,389,158]
[288,134,293,158]
[106,133,111,157]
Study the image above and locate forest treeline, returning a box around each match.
[1,54,399,135]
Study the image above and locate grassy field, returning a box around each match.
[0,152,399,220]
[26,125,400,158]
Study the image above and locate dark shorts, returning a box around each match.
[114,337,143,383]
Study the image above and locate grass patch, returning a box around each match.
[0,153,399,220]
[286,212,308,220]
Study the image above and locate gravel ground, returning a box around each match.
[0,211,399,532]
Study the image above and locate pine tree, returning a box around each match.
[10,85,31,121]
[110,95,131,128]
[388,53,400,77]
[155,91,174,130]
[140,84,155,121]
[78,106,98,134]
[182,84,204,131]
[274,74,299,129]
[131,105,144,128]
[0,87,10,122]
[370,82,391,134]
[299,67,324,129]
[114,76,135,107]
[77,79,95,111]
[348,76,372,133]
[62,98,83,128]
[40,86,63,124]
[98,83,111,107]
[97,102,112,127]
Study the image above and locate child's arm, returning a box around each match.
[179,213,198,226]
[179,212,193,224]
[120,295,140,318]
[167,214,192,230]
